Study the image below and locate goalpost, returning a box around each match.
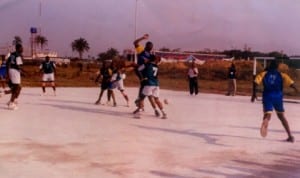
[253,57,275,76]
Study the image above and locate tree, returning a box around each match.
[35,35,48,50]
[98,48,119,61]
[172,48,181,52]
[159,47,170,52]
[71,37,90,59]
[12,36,22,46]
[268,51,288,58]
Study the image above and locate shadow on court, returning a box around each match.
[133,125,281,147]
[34,102,133,118]
[229,125,300,135]
[195,149,300,178]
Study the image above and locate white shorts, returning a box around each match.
[9,69,21,84]
[111,80,125,91]
[142,86,160,98]
[42,73,55,82]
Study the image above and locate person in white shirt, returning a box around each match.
[6,44,24,110]
[187,59,199,95]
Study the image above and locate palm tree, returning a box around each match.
[98,48,119,61]
[12,36,22,46]
[35,35,48,50]
[71,37,90,59]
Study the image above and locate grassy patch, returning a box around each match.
[20,60,300,99]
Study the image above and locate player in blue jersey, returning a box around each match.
[133,34,157,110]
[39,56,56,96]
[251,60,298,142]
[133,55,167,119]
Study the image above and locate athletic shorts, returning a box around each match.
[8,69,21,84]
[101,81,110,90]
[111,80,125,91]
[42,73,55,82]
[0,68,6,78]
[262,95,284,113]
[142,86,160,98]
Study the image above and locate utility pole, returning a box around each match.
[134,0,138,63]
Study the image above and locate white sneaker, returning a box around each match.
[7,102,18,110]
[161,112,167,119]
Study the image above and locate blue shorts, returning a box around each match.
[0,68,6,78]
[262,95,284,113]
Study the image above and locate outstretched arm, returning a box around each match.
[290,83,299,94]
[95,73,101,83]
[133,34,149,48]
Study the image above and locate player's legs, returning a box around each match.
[232,79,237,96]
[48,73,56,94]
[0,77,5,96]
[273,99,294,142]
[42,82,46,94]
[276,112,294,142]
[133,94,146,116]
[120,90,129,106]
[0,76,5,89]
[95,89,105,105]
[117,80,129,106]
[7,70,21,109]
[51,81,56,94]
[143,86,157,112]
[189,78,194,95]
[14,84,22,103]
[226,79,233,96]
[261,98,273,137]
[147,96,159,116]
[8,84,21,109]
[135,81,146,109]
[133,85,149,116]
[261,113,271,137]
[41,74,47,94]
[194,78,199,95]
[9,84,17,102]
[108,89,117,106]
[152,87,166,118]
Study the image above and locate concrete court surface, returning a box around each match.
[0,87,299,178]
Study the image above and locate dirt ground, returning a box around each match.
[0,88,299,178]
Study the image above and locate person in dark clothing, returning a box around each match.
[95,60,115,106]
[39,56,56,96]
[226,63,237,96]
[187,60,199,95]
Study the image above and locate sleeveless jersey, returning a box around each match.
[7,52,22,71]
[41,61,55,74]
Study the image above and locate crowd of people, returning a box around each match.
[0,34,299,142]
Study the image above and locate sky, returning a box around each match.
[0,0,300,57]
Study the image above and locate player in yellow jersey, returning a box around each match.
[252,61,298,142]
